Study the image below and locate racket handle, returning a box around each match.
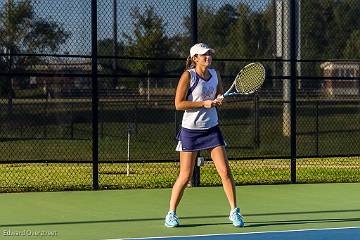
[223,92,239,97]
[216,95,225,100]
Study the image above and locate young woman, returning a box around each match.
[164,43,244,228]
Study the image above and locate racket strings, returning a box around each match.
[235,64,265,94]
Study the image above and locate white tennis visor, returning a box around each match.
[190,43,215,57]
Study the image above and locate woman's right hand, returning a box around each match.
[203,99,222,108]
[203,100,213,108]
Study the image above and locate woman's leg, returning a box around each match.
[210,146,237,210]
[169,151,197,211]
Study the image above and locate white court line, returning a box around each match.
[106,226,360,240]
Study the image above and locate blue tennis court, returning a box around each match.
[122,227,360,240]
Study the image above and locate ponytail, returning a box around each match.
[185,55,195,71]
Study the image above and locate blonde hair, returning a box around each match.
[185,55,195,71]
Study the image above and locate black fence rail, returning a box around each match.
[0,0,360,192]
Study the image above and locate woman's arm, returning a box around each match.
[175,71,214,110]
[213,70,224,105]
[216,70,224,96]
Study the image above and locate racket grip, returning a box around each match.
[223,91,239,97]
[216,94,225,100]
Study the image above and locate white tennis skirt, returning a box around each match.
[176,125,225,152]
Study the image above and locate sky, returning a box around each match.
[0,0,271,55]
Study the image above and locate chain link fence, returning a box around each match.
[0,0,359,192]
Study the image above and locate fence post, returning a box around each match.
[112,0,118,89]
[316,101,319,155]
[190,0,200,187]
[91,0,99,190]
[174,110,178,138]
[100,101,104,138]
[289,0,297,184]
[254,94,260,149]
[70,101,74,139]
[191,0,198,44]
[191,155,204,187]
[44,97,48,139]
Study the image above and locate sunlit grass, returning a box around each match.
[0,157,358,192]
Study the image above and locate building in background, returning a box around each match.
[321,62,359,97]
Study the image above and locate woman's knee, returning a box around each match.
[217,167,232,181]
[177,172,192,185]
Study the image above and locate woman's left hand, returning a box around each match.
[212,95,224,106]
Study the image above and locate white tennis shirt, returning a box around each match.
[181,68,219,129]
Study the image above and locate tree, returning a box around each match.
[300,0,360,76]
[301,0,332,60]
[213,5,239,45]
[220,4,253,75]
[343,30,360,59]
[123,6,176,74]
[331,0,360,58]
[97,38,127,89]
[183,4,239,55]
[0,0,70,96]
[181,6,215,56]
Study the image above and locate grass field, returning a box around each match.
[0,157,359,192]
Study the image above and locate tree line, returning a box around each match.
[0,0,69,96]
[99,0,360,89]
[1,0,359,94]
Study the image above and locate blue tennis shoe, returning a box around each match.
[229,208,245,227]
[165,210,179,228]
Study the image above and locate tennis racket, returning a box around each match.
[220,62,265,98]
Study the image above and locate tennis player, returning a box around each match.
[164,43,245,228]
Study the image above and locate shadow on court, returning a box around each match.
[246,209,360,217]
[248,217,360,228]
[179,222,230,228]
[2,209,360,228]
